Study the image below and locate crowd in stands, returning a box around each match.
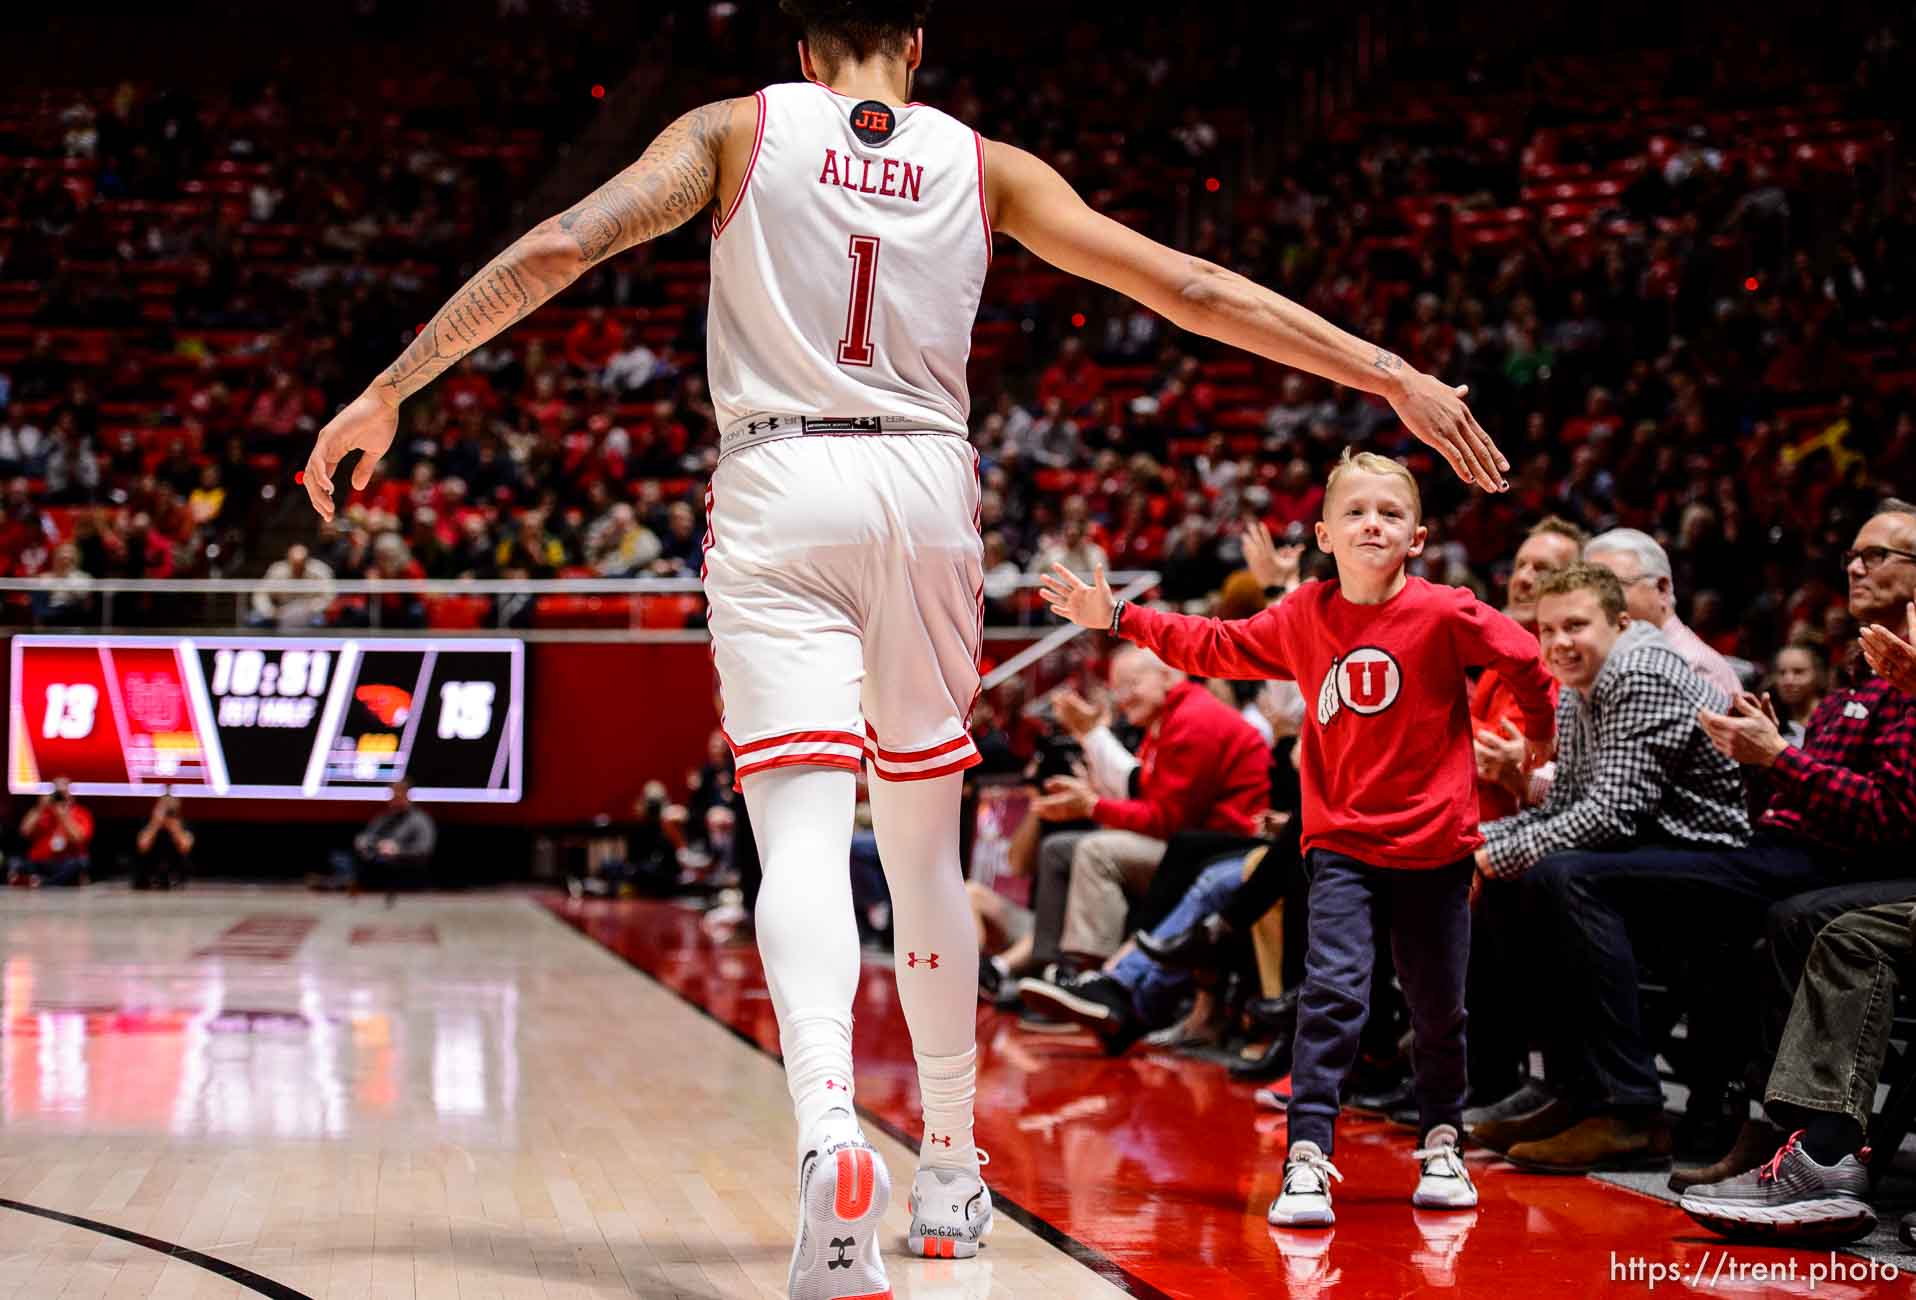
[4,9,1913,648]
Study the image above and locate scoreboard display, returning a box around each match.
[9,635,524,801]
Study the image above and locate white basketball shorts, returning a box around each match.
[702,432,984,785]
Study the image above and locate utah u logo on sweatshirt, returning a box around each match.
[1316,647,1403,725]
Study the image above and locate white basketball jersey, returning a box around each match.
[706,82,991,459]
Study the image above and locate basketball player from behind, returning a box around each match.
[302,3,1509,1294]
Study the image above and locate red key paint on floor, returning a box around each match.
[546,895,1880,1299]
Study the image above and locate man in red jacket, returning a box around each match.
[1024,646,1268,970]
[1044,449,1555,1227]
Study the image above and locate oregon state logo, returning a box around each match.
[1315,647,1402,725]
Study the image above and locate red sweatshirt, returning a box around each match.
[1093,680,1269,840]
[1120,578,1555,868]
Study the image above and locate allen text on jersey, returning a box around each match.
[817,147,925,202]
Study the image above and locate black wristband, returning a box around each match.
[1110,598,1127,634]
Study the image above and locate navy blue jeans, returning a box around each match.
[1288,849,1473,1153]
[1521,836,1825,1109]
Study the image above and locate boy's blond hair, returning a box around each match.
[1323,448,1422,522]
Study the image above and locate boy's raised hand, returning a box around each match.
[1041,562,1116,630]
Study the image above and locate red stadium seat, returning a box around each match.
[426,595,492,629]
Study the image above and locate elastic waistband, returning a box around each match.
[719,414,967,460]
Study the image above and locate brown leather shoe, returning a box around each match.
[1469,1096,1581,1153]
[1667,1118,1788,1192]
[1504,1113,1673,1174]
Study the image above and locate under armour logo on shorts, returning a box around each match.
[906,952,940,969]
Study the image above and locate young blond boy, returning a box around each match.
[1043,450,1554,1224]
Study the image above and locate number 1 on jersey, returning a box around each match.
[837,234,881,367]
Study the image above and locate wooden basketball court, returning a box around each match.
[0,888,1123,1299]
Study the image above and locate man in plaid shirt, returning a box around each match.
[1666,501,1916,1190]
[1468,563,1758,1173]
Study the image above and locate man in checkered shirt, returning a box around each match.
[1467,562,1752,1172]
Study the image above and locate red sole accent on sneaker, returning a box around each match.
[835,1148,875,1220]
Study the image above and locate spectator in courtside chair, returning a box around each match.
[568,782,688,900]
[10,776,94,887]
[1664,504,1916,1193]
[1016,645,1268,1022]
[1680,896,1916,1247]
[130,788,193,890]
[1470,563,1750,1173]
[312,781,436,895]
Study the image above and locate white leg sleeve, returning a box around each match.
[868,771,981,1172]
[743,765,861,1142]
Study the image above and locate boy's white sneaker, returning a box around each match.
[1267,1141,1343,1227]
[1411,1124,1478,1209]
[788,1110,891,1300]
[907,1164,994,1258]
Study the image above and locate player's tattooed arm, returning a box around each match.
[555,99,735,264]
[377,99,738,406]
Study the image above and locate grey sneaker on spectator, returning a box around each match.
[1679,1132,1875,1244]
[1461,1079,1551,1129]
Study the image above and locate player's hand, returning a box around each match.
[1389,371,1507,493]
[1860,603,1916,694]
[303,387,399,524]
[1242,519,1304,592]
[1040,563,1116,630]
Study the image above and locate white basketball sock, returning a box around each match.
[868,771,981,1173]
[743,766,861,1147]
[913,1046,980,1173]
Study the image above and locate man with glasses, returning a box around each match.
[1677,502,1916,1231]
[1585,528,1743,699]
[1649,501,1916,1189]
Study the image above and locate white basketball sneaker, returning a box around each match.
[1411,1125,1479,1209]
[1268,1141,1343,1227]
[907,1162,994,1259]
[789,1110,892,1300]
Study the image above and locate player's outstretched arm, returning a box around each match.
[303,98,746,521]
[984,139,1507,493]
